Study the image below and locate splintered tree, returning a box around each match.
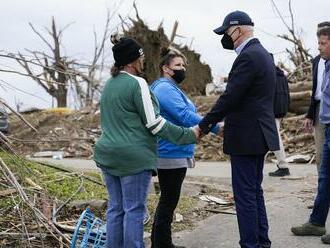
[119,3,213,95]
[270,0,315,114]
[270,0,313,82]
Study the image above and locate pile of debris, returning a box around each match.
[8,108,100,158]
[288,80,313,114]
[8,106,229,161]
[193,95,315,162]
[7,95,314,163]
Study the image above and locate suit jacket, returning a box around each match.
[306,55,321,125]
[199,38,279,155]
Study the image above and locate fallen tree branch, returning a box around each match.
[286,133,313,143]
[53,175,83,218]
[290,91,312,101]
[0,158,71,247]
[28,160,105,186]
[205,208,236,215]
[0,99,38,133]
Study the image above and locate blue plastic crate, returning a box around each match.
[71,208,106,248]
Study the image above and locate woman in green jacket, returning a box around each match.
[93,36,198,248]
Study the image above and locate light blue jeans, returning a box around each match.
[101,168,152,248]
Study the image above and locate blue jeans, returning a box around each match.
[231,154,271,248]
[310,126,330,226]
[101,168,152,248]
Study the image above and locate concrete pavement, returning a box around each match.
[29,157,317,178]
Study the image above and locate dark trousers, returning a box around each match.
[310,127,330,226]
[151,168,187,248]
[231,154,271,248]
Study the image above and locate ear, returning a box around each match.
[162,64,169,73]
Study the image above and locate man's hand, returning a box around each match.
[303,118,313,133]
[217,122,224,137]
[192,125,202,140]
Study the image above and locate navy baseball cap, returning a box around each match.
[214,10,254,35]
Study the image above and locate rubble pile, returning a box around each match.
[9,108,100,158]
[288,81,312,115]
[281,114,314,158]
[193,96,315,162]
[8,95,315,162]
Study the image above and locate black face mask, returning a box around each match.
[221,33,234,50]
[221,28,240,50]
[171,69,186,84]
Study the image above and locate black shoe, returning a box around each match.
[268,167,290,177]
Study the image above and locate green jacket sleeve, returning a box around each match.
[132,76,196,145]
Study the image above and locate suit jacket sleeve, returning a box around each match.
[199,53,255,134]
[306,55,320,121]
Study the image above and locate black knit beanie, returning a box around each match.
[112,38,144,67]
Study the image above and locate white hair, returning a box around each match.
[240,25,254,32]
[228,25,254,33]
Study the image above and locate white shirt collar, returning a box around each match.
[235,37,254,55]
[315,58,326,101]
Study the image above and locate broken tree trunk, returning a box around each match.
[290,91,312,101]
[289,81,312,92]
[286,133,313,143]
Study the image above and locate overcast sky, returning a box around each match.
[0,0,329,110]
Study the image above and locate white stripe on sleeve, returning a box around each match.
[151,117,166,135]
[122,71,157,126]
[146,116,162,128]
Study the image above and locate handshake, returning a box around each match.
[191,122,224,140]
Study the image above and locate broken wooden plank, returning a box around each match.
[205,208,236,215]
[0,188,17,197]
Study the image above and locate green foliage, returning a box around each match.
[0,152,107,202]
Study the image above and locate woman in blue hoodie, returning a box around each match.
[150,47,219,248]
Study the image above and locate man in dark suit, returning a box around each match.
[304,22,330,173]
[198,11,279,248]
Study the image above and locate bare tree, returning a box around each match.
[270,0,313,81]
[11,17,71,107]
[69,10,113,107]
[1,11,114,108]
